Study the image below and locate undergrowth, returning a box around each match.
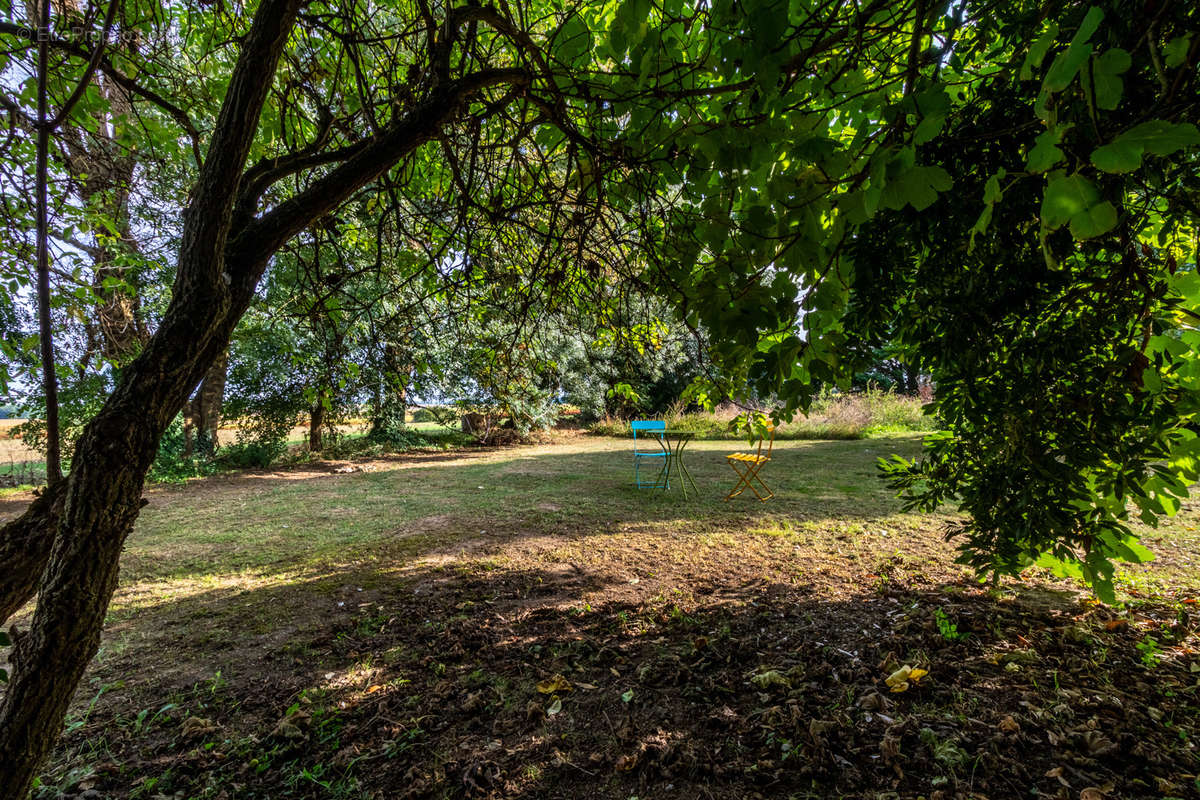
[589,389,937,440]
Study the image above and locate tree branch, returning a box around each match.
[226,67,530,279]
[0,21,204,165]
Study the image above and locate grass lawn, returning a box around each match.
[3,434,1199,799]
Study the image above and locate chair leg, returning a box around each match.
[725,461,752,500]
[636,457,669,489]
[726,461,772,501]
[745,464,773,501]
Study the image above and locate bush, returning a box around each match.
[147,416,218,483]
[218,439,287,469]
[215,410,294,469]
[588,389,938,440]
[324,426,471,457]
[410,406,456,424]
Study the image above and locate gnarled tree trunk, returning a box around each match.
[186,350,229,454]
[0,1,303,793]
[0,3,529,791]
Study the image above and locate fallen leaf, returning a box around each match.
[269,717,306,741]
[180,716,220,740]
[999,715,1020,733]
[366,685,383,694]
[1045,766,1069,787]
[546,698,563,715]
[750,669,790,689]
[614,754,638,771]
[885,664,927,693]
[536,674,573,694]
[1080,788,1105,800]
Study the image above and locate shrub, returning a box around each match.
[147,415,218,483]
[588,389,937,440]
[218,438,287,469]
[410,406,456,424]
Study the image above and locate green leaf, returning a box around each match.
[1090,48,1130,110]
[1091,136,1144,172]
[1043,7,1104,92]
[555,14,594,64]
[881,165,953,212]
[1164,34,1192,69]
[1068,200,1116,239]
[1020,22,1060,80]
[1091,121,1200,173]
[1041,174,1099,230]
[1026,127,1068,173]
[913,113,944,146]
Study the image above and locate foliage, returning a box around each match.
[409,407,455,424]
[146,416,218,484]
[863,1,1200,602]
[590,390,935,441]
[14,372,109,462]
[217,438,290,471]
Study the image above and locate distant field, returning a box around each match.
[0,419,37,463]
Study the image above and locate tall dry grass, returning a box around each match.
[589,389,937,440]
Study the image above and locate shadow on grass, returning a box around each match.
[45,555,1199,800]
[107,436,938,586]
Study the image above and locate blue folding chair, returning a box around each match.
[631,420,669,489]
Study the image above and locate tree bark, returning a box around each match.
[0,6,531,792]
[188,350,229,451]
[309,399,325,452]
[0,484,63,626]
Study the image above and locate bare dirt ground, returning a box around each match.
[4,436,1199,799]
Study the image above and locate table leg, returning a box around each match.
[654,435,671,490]
[674,438,699,499]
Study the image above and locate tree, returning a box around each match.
[0,0,546,789]
[865,1,1200,601]
[14,0,1192,792]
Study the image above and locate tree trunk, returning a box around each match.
[188,350,228,451]
[0,1,303,794]
[309,400,324,452]
[0,484,63,626]
[0,4,526,789]
[369,342,410,439]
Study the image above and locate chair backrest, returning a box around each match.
[755,424,777,460]
[631,419,665,445]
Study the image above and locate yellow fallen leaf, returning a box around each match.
[366,685,383,694]
[885,665,928,693]
[536,674,573,694]
[885,665,913,692]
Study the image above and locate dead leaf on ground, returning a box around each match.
[536,674,573,694]
[614,753,638,771]
[179,716,220,740]
[885,664,928,693]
